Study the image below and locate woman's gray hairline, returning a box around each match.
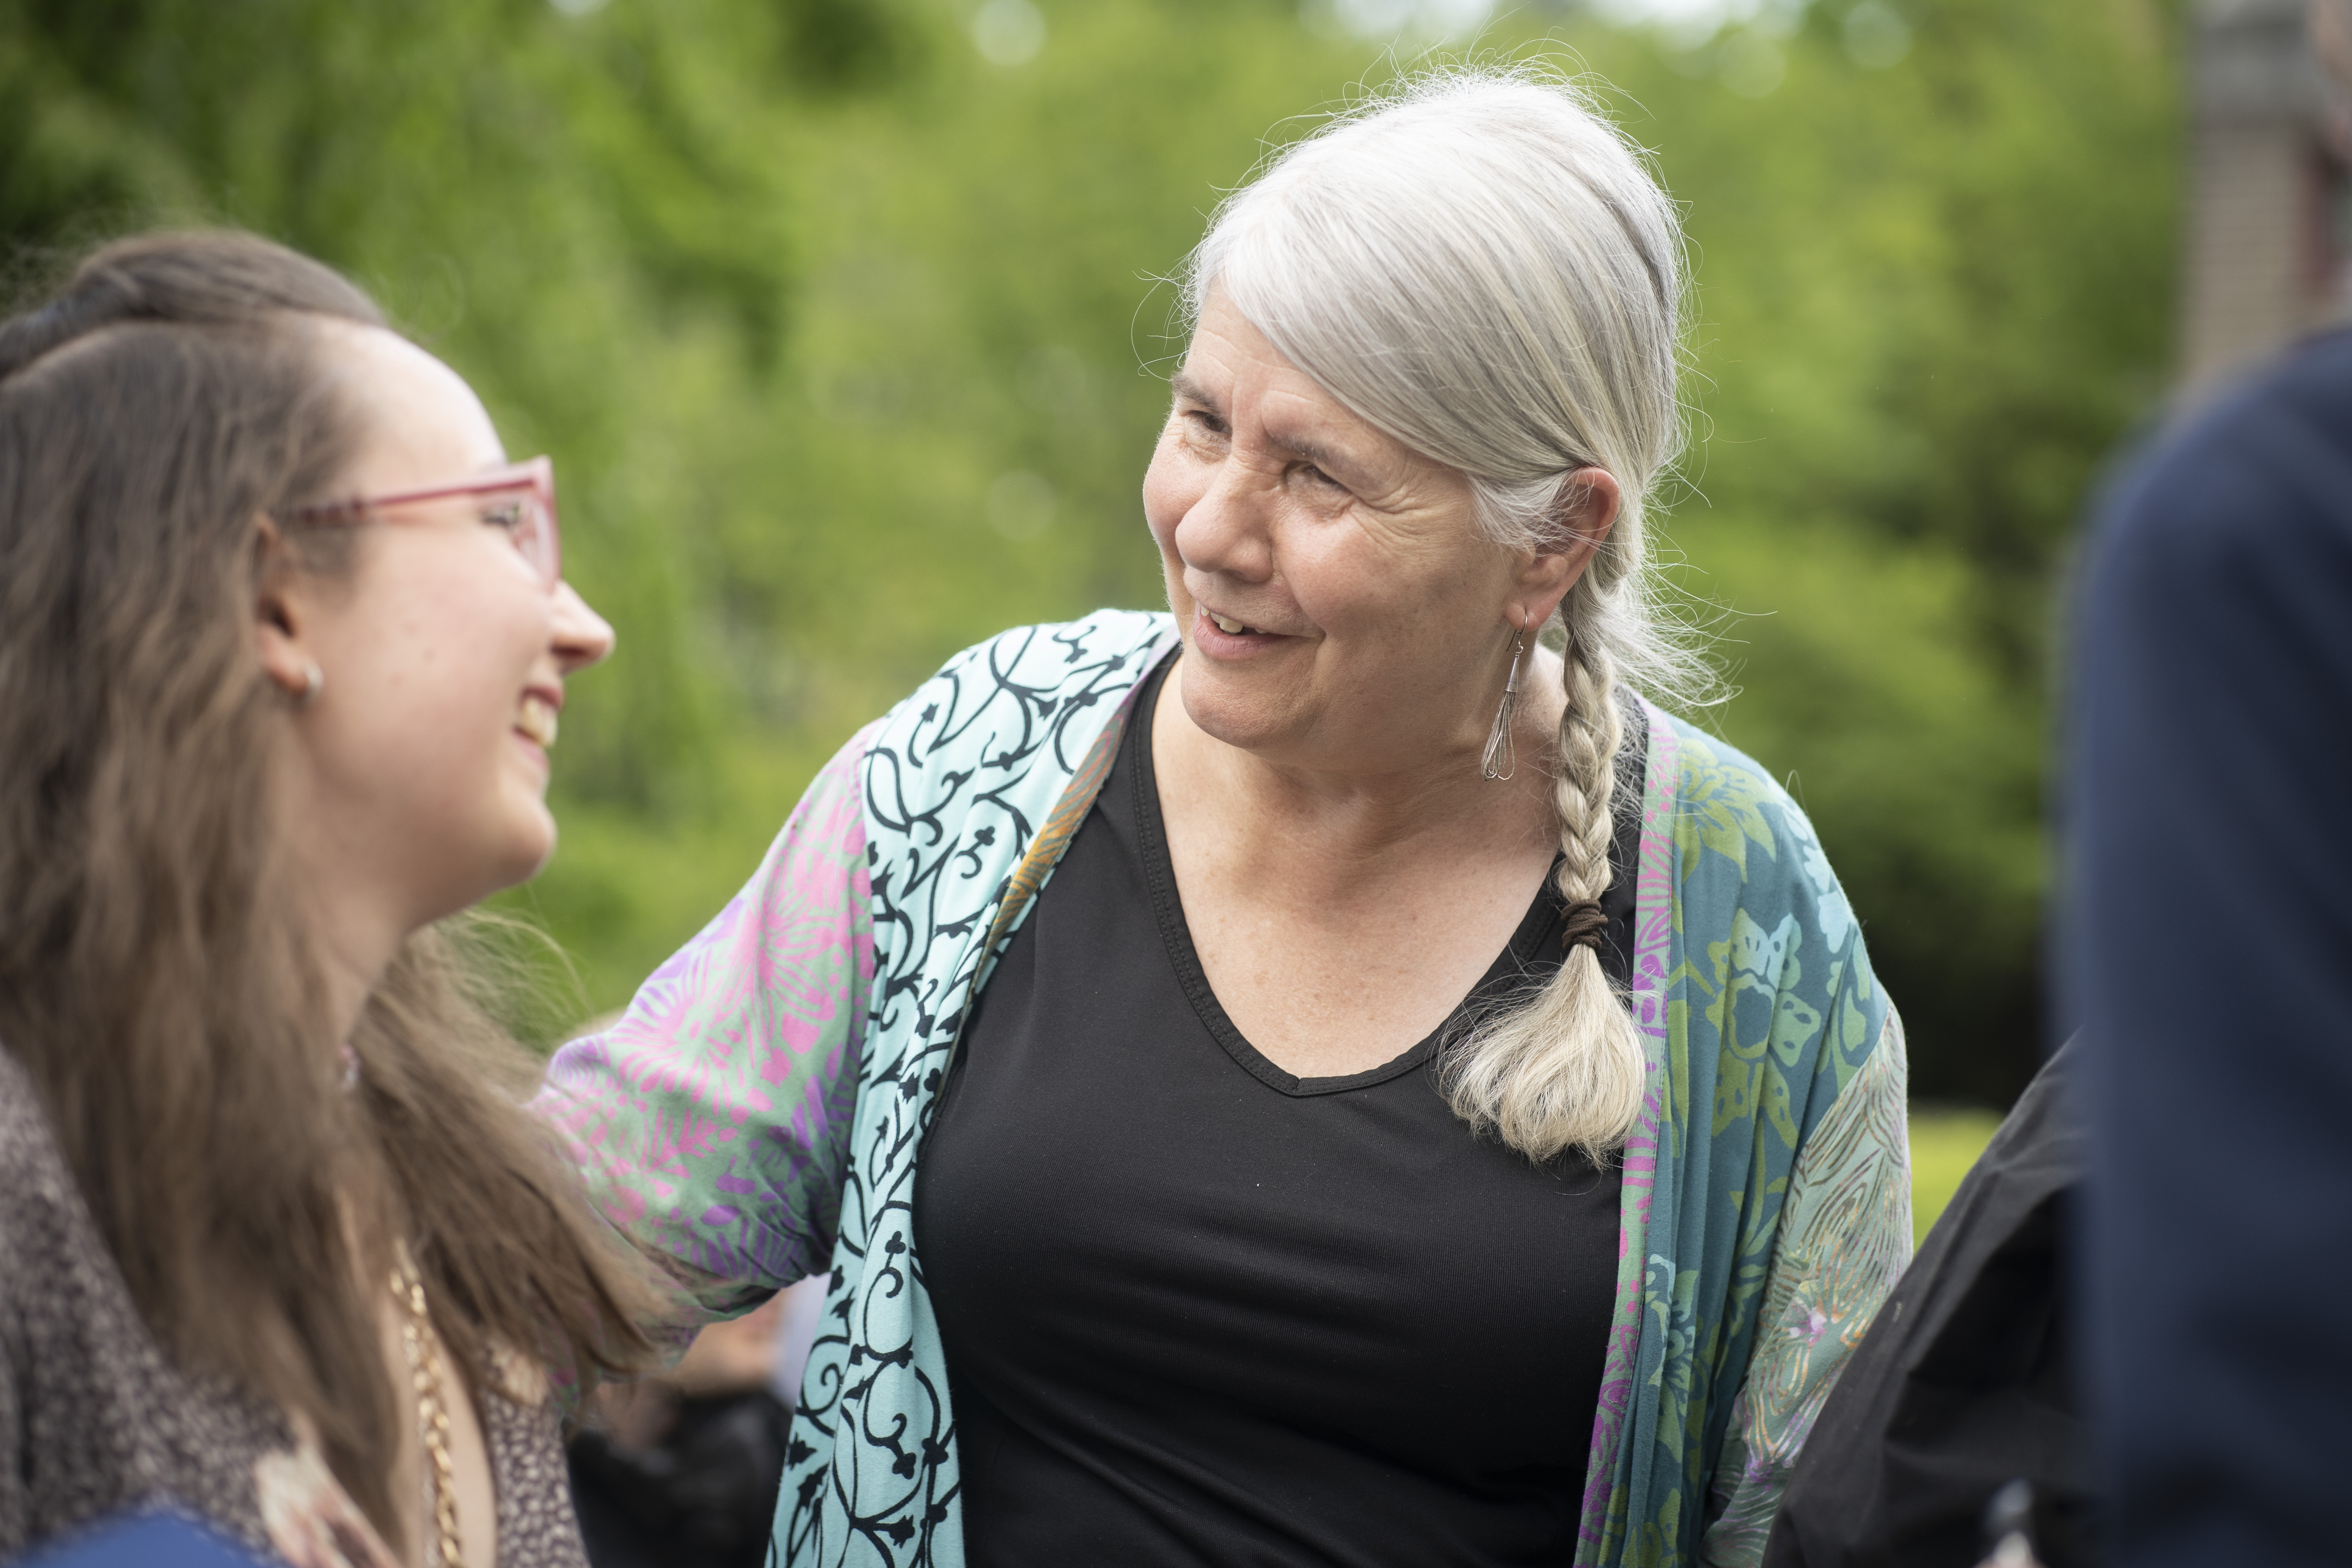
[1175,60,1684,321]
[1176,65,1696,487]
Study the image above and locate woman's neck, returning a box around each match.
[1151,652,1569,891]
[301,887,407,1049]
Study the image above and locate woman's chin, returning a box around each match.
[486,801,561,893]
[517,812,559,881]
[1176,667,1304,757]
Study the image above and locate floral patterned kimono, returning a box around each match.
[539,610,1911,1568]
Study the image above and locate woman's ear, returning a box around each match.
[1508,466,1622,629]
[252,517,322,704]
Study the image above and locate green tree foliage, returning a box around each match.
[0,0,2179,1103]
[1595,0,2178,1102]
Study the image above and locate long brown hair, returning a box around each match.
[0,232,655,1549]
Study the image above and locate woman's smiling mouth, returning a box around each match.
[516,691,560,748]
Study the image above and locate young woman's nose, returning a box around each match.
[550,581,617,673]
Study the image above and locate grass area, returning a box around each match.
[1909,1105,2006,1245]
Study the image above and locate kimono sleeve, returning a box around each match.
[1698,1004,1913,1565]
[535,723,878,1324]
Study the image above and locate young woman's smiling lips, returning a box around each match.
[513,683,563,768]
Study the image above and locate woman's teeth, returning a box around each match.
[517,695,560,748]
[1209,612,1253,635]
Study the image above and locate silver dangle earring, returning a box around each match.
[1481,625,1526,781]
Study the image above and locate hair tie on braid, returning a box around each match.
[1560,900,1607,953]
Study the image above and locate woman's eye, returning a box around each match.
[479,501,526,531]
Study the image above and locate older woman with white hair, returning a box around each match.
[542,68,1911,1568]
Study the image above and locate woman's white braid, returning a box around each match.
[1553,637,1622,912]
[1436,615,1648,1166]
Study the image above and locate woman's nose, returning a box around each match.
[1174,461,1276,583]
[550,580,617,672]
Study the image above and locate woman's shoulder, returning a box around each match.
[888,610,1174,721]
[862,609,1175,794]
[1650,709,1893,1104]
[1653,711,1847,894]
[1650,709,1870,997]
[0,1049,136,1351]
[0,1048,77,1245]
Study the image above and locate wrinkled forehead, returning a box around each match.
[1181,293,1436,474]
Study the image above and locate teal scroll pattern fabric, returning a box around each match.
[784,611,1175,1568]
[537,614,1908,1568]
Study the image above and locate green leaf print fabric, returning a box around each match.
[1583,707,1907,1566]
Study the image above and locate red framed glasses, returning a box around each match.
[278,455,561,590]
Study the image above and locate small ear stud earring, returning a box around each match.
[290,662,324,709]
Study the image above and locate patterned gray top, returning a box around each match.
[0,1048,589,1568]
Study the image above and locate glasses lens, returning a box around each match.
[476,490,557,587]
[521,493,560,586]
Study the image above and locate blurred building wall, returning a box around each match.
[2183,0,2350,392]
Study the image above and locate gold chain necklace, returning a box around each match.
[389,1244,463,1568]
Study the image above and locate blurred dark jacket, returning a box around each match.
[2062,325,2352,1567]
[568,1391,791,1568]
[1760,1040,2096,1568]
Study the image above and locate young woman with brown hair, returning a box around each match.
[0,232,657,1568]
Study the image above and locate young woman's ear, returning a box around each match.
[251,517,325,706]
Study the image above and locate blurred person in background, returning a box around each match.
[541,67,1911,1568]
[566,1287,802,1568]
[1760,1033,2094,1568]
[0,232,659,1567]
[2065,2,2352,1563]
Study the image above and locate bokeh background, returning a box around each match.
[5,0,2195,1220]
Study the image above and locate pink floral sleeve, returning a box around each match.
[537,724,878,1321]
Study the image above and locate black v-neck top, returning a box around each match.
[914,653,1633,1567]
